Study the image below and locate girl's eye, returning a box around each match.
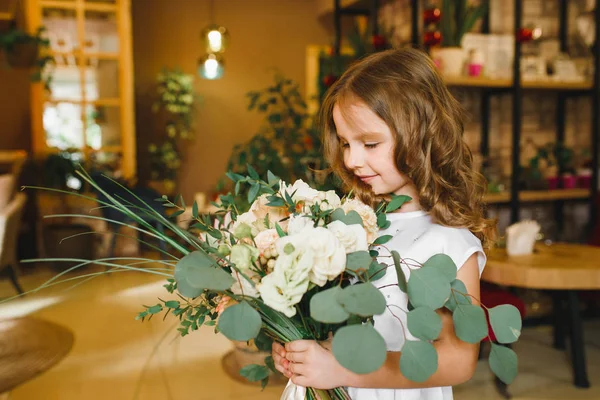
[341,143,350,149]
[365,143,378,149]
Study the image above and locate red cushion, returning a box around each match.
[480,288,526,342]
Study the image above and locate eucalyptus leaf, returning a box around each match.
[346,251,372,273]
[407,307,443,341]
[331,208,364,226]
[407,267,451,309]
[386,195,412,213]
[444,279,472,312]
[373,235,393,245]
[254,330,274,352]
[453,304,488,343]
[332,324,387,374]
[239,364,270,382]
[392,250,407,293]
[489,343,518,384]
[310,286,350,323]
[400,340,438,383]
[175,251,235,292]
[423,254,456,282]
[218,302,262,341]
[368,261,387,281]
[337,283,386,317]
[489,305,522,344]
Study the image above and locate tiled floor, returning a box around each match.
[1,263,599,400]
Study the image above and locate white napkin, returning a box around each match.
[506,220,540,256]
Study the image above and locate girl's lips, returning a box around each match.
[358,175,377,183]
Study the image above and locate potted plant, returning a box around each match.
[431,0,489,76]
[0,26,54,91]
[147,67,198,196]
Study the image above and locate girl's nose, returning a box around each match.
[345,147,364,170]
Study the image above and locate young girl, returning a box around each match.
[272,48,495,399]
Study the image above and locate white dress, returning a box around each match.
[347,211,486,400]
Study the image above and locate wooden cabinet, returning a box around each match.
[25,0,136,178]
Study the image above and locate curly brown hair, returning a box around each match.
[320,48,496,249]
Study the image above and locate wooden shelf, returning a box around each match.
[444,76,592,90]
[484,188,591,204]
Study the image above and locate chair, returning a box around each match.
[480,283,527,399]
[0,193,27,294]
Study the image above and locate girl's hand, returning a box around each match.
[272,341,292,378]
[283,339,349,389]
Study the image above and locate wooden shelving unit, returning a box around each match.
[444,76,593,91]
[485,188,591,204]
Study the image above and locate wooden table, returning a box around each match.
[483,242,600,388]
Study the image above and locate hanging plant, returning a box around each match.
[0,26,54,92]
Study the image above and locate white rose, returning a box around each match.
[327,220,369,253]
[230,270,259,298]
[287,214,313,235]
[279,179,321,208]
[341,198,379,243]
[254,229,280,254]
[285,226,346,286]
[273,234,315,284]
[258,271,309,317]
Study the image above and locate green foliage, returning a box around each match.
[218,302,262,341]
[310,286,350,323]
[407,307,443,341]
[332,323,387,374]
[0,26,54,91]
[489,343,518,384]
[440,0,489,47]
[488,304,522,344]
[174,251,235,296]
[337,283,387,317]
[400,340,438,382]
[452,304,488,343]
[331,208,364,226]
[148,68,198,189]
[219,74,339,209]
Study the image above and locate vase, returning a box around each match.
[431,47,465,77]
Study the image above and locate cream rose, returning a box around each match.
[287,214,313,235]
[250,194,290,230]
[327,220,369,253]
[341,198,379,243]
[254,229,280,254]
[305,227,346,286]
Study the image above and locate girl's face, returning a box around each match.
[333,100,420,202]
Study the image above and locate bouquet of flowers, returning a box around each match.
[24,167,520,400]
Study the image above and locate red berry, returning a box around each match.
[423,8,441,25]
[372,34,387,51]
[323,75,338,87]
[424,31,442,46]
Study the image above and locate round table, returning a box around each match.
[483,242,600,388]
[0,317,74,394]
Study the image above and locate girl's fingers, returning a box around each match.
[285,351,306,363]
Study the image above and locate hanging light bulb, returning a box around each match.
[198,53,224,80]
[202,24,229,53]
